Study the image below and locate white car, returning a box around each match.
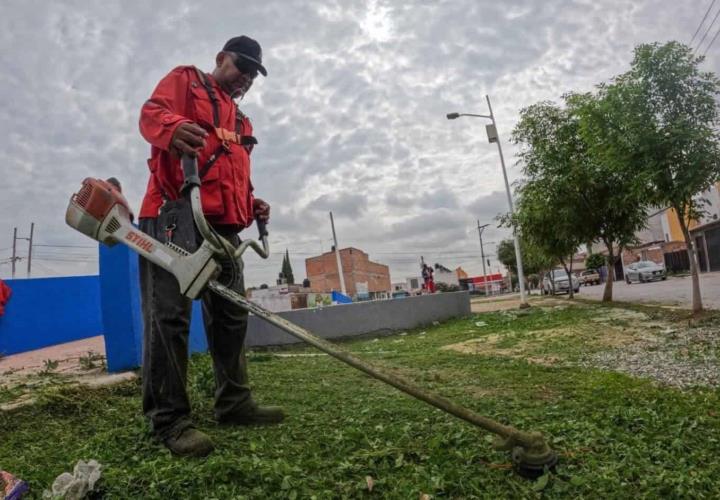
[542,269,580,295]
[625,261,667,284]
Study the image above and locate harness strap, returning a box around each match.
[194,67,220,128]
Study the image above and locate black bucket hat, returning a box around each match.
[223,35,267,77]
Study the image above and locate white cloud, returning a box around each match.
[0,0,713,284]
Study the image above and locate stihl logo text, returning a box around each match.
[126,231,154,252]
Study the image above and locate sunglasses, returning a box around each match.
[230,54,259,79]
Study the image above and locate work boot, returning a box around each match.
[162,427,215,457]
[218,405,286,426]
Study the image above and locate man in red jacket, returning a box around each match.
[138,36,283,457]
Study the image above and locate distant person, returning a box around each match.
[422,263,435,293]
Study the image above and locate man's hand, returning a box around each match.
[253,198,271,223]
[171,122,208,157]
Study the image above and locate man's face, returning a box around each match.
[215,52,257,99]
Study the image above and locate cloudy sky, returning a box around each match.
[1,0,718,286]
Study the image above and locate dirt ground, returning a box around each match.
[470,294,579,313]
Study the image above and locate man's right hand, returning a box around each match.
[171,122,208,157]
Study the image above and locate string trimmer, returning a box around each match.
[65,156,557,478]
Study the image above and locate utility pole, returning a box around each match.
[329,211,347,296]
[477,221,490,297]
[11,227,17,278]
[27,222,34,278]
[10,224,34,279]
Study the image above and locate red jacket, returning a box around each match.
[0,279,11,316]
[139,66,256,230]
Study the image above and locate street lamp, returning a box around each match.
[447,95,529,308]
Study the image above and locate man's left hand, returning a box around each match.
[253,198,271,223]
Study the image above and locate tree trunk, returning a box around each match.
[676,206,703,313]
[602,241,614,302]
[559,256,574,299]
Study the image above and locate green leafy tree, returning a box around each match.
[497,239,517,280]
[281,249,295,285]
[509,179,584,298]
[511,93,647,302]
[496,236,554,292]
[585,253,605,270]
[592,42,720,311]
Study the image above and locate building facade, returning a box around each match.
[305,247,391,299]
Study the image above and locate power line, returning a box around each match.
[702,25,720,56]
[696,5,720,52]
[691,0,718,46]
[34,243,97,249]
[33,256,98,262]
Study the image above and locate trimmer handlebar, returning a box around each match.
[181,154,269,260]
[180,154,201,195]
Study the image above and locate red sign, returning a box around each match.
[466,273,503,284]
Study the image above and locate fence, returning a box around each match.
[664,250,690,273]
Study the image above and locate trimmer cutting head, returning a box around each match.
[512,446,559,479]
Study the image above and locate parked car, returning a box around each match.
[579,269,600,286]
[542,269,580,295]
[392,290,410,298]
[625,261,667,283]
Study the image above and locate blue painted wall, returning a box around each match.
[0,275,102,356]
[100,243,208,372]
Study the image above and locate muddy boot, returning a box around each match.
[218,405,286,426]
[163,427,215,457]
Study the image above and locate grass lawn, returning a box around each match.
[3,301,720,498]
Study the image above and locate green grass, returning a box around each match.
[3,304,720,498]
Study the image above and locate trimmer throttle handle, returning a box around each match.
[256,217,269,239]
[180,154,201,194]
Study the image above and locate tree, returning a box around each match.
[497,239,518,276]
[510,179,585,298]
[511,96,648,301]
[585,253,605,270]
[280,249,295,285]
[593,42,720,311]
[496,236,555,292]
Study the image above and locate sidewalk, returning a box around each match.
[1,336,136,411]
[1,336,106,375]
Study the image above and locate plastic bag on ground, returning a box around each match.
[43,460,102,500]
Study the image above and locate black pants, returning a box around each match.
[139,215,253,440]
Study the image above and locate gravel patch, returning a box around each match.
[579,324,720,388]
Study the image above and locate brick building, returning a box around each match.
[305,247,391,299]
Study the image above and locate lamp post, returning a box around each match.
[447,96,528,307]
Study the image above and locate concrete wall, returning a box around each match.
[245,291,471,347]
[0,276,102,356]
[1,242,470,371]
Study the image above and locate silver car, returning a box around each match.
[542,269,580,295]
[625,260,667,284]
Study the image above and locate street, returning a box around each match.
[575,271,720,309]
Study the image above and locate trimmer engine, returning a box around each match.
[66,178,219,299]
